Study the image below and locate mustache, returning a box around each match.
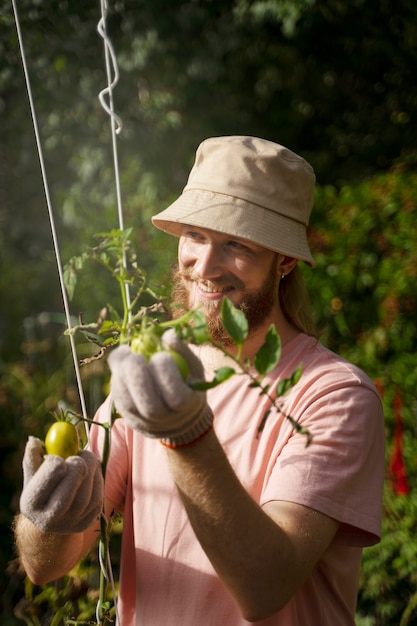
[176,267,245,291]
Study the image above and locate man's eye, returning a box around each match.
[185,230,204,241]
[228,240,247,251]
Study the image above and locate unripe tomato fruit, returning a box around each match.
[131,331,161,359]
[130,331,189,381]
[45,421,79,459]
[166,349,190,381]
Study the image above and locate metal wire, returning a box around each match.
[12,3,126,621]
[97,0,132,319]
[96,4,126,623]
[11,0,89,425]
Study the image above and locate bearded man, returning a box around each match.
[15,136,384,626]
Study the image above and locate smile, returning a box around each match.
[198,281,232,293]
[195,281,235,301]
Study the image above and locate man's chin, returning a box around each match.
[196,299,223,318]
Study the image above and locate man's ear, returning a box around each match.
[277,255,298,278]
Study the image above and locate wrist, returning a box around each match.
[160,408,213,448]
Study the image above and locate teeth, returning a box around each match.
[199,282,229,293]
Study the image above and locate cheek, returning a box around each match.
[178,239,193,268]
[243,256,278,290]
[177,241,187,269]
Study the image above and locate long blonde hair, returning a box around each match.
[279,265,319,338]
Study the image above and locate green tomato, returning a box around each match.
[166,349,190,381]
[130,331,189,381]
[45,421,79,459]
[131,331,161,359]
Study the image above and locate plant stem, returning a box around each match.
[118,273,130,344]
[96,412,114,624]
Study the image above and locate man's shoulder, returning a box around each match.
[279,333,378,394]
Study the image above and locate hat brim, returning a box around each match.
[152,189,316,267]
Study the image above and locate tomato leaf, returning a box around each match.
[275,364,303,397]
[177,310,211,345]
[276,378,292,397]
[189,310,211,344]
[254,325,282,376]
[100,319,118,331]
[63,252,89,300]
[221,298,248,346]
[63,265,77,301]
[190,366,235,390]
[291,364,303,386]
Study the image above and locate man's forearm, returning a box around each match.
[165,429,338,622]
[165,431,293,621]
[14,514,99,585]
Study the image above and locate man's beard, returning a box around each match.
[170,257,279,346]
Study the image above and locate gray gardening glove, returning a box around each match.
[108,328,213,446]
[20,436,104,534]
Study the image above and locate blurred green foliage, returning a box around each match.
[303,160,417,624]
[1,0,417,623]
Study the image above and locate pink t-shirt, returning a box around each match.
[89,333,384,626]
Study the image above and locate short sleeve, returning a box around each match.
[261,375,385,547]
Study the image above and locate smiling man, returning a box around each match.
[16,136,385,626]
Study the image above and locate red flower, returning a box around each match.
[389,390,409,496]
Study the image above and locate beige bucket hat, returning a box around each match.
[152,135,316,266]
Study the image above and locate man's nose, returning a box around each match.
[193,243,223,279]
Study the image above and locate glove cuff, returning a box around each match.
[160,407,213,448]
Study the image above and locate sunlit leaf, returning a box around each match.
[276,377,293,397]
[79,330,104,345]
[190,310,211,344]
[276,364,302,397]
[74,253,88,270]
[98,320,118,333]
[291,365,303,385]
[64,265,77,301]
[178,310,211,345]
[102,337,119,346]
[221,297,248,345]
[214,366,236,383]
[190,366,235,390]
[253,325,281,376]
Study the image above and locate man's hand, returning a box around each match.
[108,329,213,446]
[20,436,104,534]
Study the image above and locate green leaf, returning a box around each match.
[102,336,119,346]
[98,319,119,334]
[79,330,105,344]
[253,325,282,376]
[276,378,293,397]
[214,366,236,383]
[190,310,211,344]
[291,364,303,386]
[177,310,211,345]
[275,364,302,397]
[74,253,87,270]
[64,264,77,300]
[221,297,248,345]
[190,366,235,390]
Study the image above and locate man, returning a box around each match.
[15,136,385,625]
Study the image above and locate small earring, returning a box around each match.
[281,273,285,279]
